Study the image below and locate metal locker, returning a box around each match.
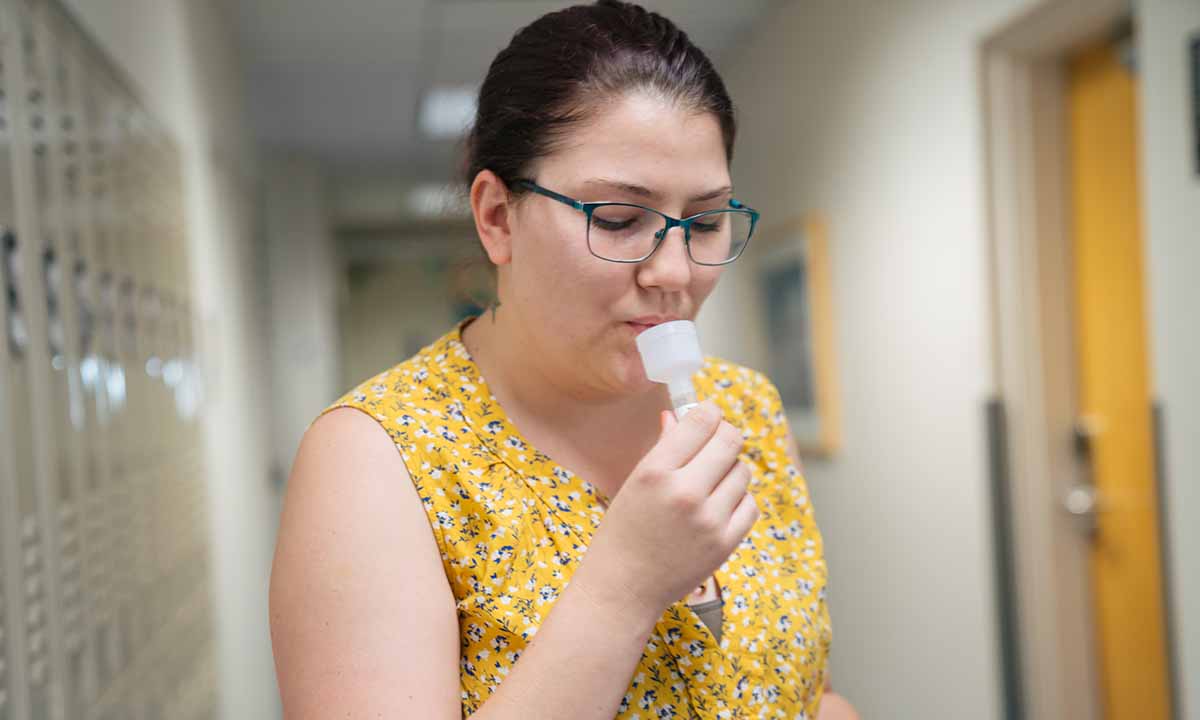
[37,8,116,717]
[1,0,70,717]
[79,58,121,715]
[1,1,217,718]
[57,23,100,715]
[27,6,93,717]
[1,7,20,716]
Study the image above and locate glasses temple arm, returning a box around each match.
[513,179,585,211]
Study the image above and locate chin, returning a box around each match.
[611,350,655,394]
[592,321,656,394]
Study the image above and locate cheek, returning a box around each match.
[690,266,725,306]
[511,214,572,284]
[512,217,632,308]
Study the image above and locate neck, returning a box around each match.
[460,309,669,486]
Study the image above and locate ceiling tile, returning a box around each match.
[230,0,781,181]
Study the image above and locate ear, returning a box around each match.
[469,169,514,266]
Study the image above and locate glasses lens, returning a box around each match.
[587,205,664,261]
[687,210,753,265]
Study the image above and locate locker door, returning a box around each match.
[1,0,70,717]
[29,7,97,718]
[107,89,142,720]
[35,9,96,717]
[0,25,22,714]
[1,8,21,716]
[78,62,121,715]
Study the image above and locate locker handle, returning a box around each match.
[3,229,29,358]
[119,275,136,346]
[74,257,94,357]
[44,246,64,361]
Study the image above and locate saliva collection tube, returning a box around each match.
[635,320,704,419]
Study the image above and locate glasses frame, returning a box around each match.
[513,178,760,266]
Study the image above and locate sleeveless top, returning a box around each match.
[314,318,832,719]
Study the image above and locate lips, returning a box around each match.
[629,315,680,325]
[626,316,681,334]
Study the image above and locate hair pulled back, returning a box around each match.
[461,0,737,191]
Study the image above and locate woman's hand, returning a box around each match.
[575,400,760,621]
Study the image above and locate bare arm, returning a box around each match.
[269,407,664,719]
[270,408,460,718]
[817,689,860,720]
[471,531,663,720]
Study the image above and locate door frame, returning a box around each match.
[980,1,1133,718]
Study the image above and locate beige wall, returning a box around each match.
[263,155,342,505]
[1137,1,1200,716]
[704,0,1037,716]
[62,2,281,718]
[706,0,1200,716]
[339,254,463,389]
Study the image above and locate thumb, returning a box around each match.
[659,409,677,435]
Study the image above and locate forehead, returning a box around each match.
[536,91,731,202]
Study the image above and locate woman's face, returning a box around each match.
[503,91,731,400]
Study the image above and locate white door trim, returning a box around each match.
[981,1,1129,718]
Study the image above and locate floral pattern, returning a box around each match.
[316,318,832,718]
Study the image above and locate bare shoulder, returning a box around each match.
[269,406,460,719]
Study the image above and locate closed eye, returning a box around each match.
[592,216,635,232]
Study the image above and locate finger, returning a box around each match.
[724,490,760,544]
[683,420,744,495]
[659,409,677,435]
[640,400,722,471]
[707,461,752,520]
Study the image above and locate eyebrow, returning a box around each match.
[580,178,734,204]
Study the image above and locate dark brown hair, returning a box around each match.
[461,0,737,192]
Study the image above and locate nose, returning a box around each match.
[636,225,692,292]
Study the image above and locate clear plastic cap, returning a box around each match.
[636,320,703,417]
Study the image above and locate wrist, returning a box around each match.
[570,554,664,635]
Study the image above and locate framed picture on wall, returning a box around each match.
[756,215,841,457]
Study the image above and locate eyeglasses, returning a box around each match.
[513,179,760,266]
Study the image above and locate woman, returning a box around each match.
[270,2,857,718]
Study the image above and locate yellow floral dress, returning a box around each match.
[315,318,832,719]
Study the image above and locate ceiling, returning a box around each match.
[225,0,781,184]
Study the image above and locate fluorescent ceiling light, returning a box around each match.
[418,86,477,139]
[407,183,469,219]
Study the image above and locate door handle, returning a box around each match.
[1064,414,1105,536]
[1064,484,1099,516]
[1072,414,1104,457]
[1063,484,1102,536]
